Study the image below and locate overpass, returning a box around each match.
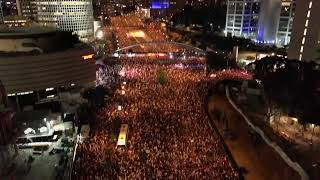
[113,41,207,55]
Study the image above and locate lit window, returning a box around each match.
[304,28,307,36]
[300,46,304,53]
[302,37,305,44]
[309,1,313,9]
[299,54,302,60]
[307,10,311,18]
[305,20,309,27]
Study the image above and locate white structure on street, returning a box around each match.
[17,0,94,41]
[288,0,320,62]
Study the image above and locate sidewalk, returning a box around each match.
[207,95,300,180]
[231,92,320,180]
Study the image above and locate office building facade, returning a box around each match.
[275,0,295,46]
[225,0,296,47]
[17,0,94,41]
[288,0,320,62]
[225,0,261,39]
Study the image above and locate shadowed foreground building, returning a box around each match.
[0,26,96,112]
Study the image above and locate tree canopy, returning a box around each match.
[248,57,320,125]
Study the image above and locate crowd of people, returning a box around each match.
[73,57,241,179]
[110,13,185,53]
[96,63,122,89]
[209,69,253,82]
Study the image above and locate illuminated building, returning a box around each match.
[151,0,170,9]
[17,0,94,42]
[288,0,320,61]
[225,0,296,47]
[150,0,170,19]
[275,0,295,46]
[3,15,32,27]
[225,0,261,39]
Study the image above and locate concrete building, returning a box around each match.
[16,0,94,42]
[3,15,32,27]
[225,0,296,47]
[288,0,320,62]
[0,26,96,111]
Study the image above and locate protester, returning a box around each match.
[73,57,242,180]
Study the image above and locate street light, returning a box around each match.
[95,29,104,40]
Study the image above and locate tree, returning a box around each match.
[77,103,90,125]
[156,67,167,84]
[317,48,320,60]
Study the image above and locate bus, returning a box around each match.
[117,124,128,147]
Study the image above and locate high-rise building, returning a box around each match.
[288,0,320,62]
[17,0,94,42]
[225,0,261,39]
[225,0,296,47]
[275,0,295,46]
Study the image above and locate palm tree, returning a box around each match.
[77,103,90,124]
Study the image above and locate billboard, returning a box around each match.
[151,0,170,9]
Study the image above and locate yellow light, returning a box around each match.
[127,30,146,38]
[82,54,94,60]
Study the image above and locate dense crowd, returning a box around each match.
[73,58,240,180]
[96,63,122,89]
[209,69,253,82]
[110,13,184,53]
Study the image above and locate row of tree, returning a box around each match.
[248,56,320,125]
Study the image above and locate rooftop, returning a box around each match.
[0,25,57,37]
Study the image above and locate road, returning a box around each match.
[207,94,300,180]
